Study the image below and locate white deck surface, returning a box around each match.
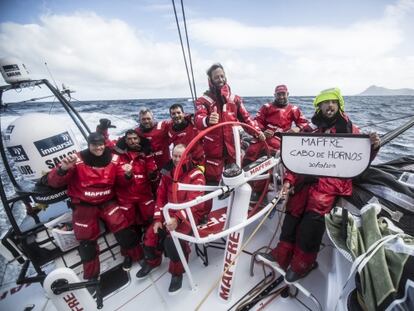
[0,211,352,311]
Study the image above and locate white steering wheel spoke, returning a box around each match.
[231,125,243,168]
[178,182,224,192]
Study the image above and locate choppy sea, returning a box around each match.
[0,95,413,286]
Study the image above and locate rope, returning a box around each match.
[237,197,288,310]
[5,94,58,104]
[234,273,277,311]
[194,195,282,310]
[380,115,414,147]
[255,285,288,311]
[359,113,414,129]
[70,96,137,127]
[44,62,60,91]
[180,0,197,101]
[48,97,57,114]
[171,0,197,106]
[266,197,288,249]
[0,260,8,286]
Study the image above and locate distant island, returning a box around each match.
[357,85,414,96]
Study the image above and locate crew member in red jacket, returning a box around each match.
[259,88,380,282]
[47,132,142,279]
[167,103,204,166]
[243,85,311,198]
[136,144,206,294]
[194,63,265,185]
[244,84,311,163]
[135,108,170,170]
[115,129,158,268]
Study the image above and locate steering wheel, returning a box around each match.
[172,121,271,217]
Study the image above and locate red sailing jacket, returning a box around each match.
[167,114,204,164]
[153,163,205,224]
[255,102,310,150]
[48,152,119,205]
[135,121,170,169]
[194,85,260,159]
[256,102,310,133]
[115,150,157,202]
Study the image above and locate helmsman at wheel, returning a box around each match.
[194,63,265,184]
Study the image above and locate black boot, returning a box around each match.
[285,261,318,283]
[136,261,159,279]
[86,276,99,297]
[122,256,132,271]
[168,274,183,295]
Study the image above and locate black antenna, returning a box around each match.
[44,62,59,90]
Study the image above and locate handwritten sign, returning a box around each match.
[280,133,371,178]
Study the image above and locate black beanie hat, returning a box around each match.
[87,132,105,145]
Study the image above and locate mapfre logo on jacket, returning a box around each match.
[84,189,112,197]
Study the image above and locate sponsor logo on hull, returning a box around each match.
[34,132,74,157]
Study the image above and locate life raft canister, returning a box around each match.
[0,57,31,84]
[4,113,81,181]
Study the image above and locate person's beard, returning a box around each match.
[140,123,153,132]
[172,118,188,131]
[274,97,288,106]
[311,110,339,129]
[209,78,227,92]
[127,143,140,151]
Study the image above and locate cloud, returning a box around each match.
[188,0,414,95]
[0,0,413,99]
[385,0,414,20]
[0,12,193,99]
[190,19,398,57]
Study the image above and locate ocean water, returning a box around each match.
[0,95,413,286]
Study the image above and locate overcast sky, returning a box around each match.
[1,0,413,100]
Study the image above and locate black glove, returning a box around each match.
[116,136,127,150]
[148,171,159,181]
[38,173,50,186]
[156,227,167,251]
[97,118,116,132]
[140,137,152,155]
[240,133,253,151]
[241,138,250,150]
